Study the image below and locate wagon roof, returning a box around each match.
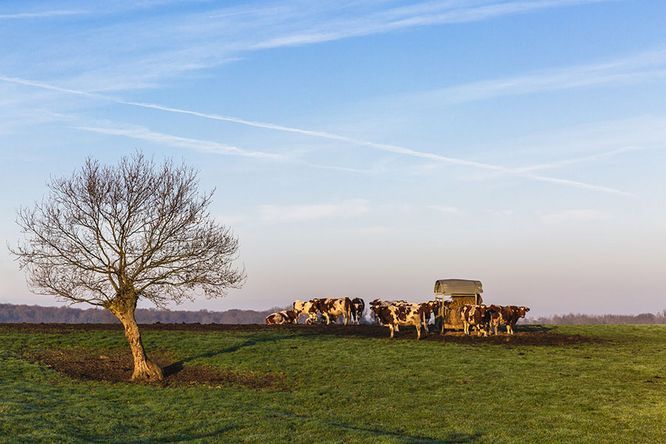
[434,279,483,295]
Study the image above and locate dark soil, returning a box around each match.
[3,322,597,346]
[25,348,289,390]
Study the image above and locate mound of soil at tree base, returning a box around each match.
[25,348,289,390]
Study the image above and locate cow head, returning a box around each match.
[517,306,530,317]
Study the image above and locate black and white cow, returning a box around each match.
[460,304,491,336]
[350,298,365,325]
[314,297,352,325]
[265,309,298,325]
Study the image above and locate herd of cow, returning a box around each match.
[265,297,530,339]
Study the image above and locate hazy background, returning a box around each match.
[1,0,665,316]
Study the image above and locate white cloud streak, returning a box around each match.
[0,74,633,197]
[73,124,283,160]
[0,10,87,20]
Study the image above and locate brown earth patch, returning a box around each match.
[25,348,289,390]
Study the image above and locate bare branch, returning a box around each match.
[10,152,245,308]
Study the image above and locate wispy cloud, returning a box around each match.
[258,199,370,224]
[252,0,610,49]
[0,74,633,197]
[407,48,666,105]
[0,0,611,93]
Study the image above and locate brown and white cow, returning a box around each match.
[460,304,491,336]
[486,305,504,335]
[265,310,298,325]
[499,305,530,335]
[314,297,352,325]
[371,300,424,339]
[350,298,365,325]
[418,300,442,333]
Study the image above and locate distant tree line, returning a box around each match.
[525,311,666,325]
[0,303,282,324]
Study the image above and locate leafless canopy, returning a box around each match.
[12,153,245,308]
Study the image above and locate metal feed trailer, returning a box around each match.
[434,279,483,332]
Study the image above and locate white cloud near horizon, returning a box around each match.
[539,209,611,224]
[258,199,370,224]
[428,205,463,215]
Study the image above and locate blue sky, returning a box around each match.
[1,0,665,315]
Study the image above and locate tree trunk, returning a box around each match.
[106,295,163,382]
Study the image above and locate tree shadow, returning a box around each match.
[327,420,483,443]
[161,334,295,377]
[269,409,483,443]
[517,324,553,333]
[67,423,237,443]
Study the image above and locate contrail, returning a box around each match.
[0,74,633,196]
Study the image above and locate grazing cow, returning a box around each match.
[350,298,365,325]
[499,305,530,335]
[293,299,319,324]
[370,300,424,339]
[265,310,298,325]
[314,297,352,325]
[460,305,491,336]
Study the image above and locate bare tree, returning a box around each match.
[11,153,245,382]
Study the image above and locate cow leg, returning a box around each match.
[323,313,330,325]
[389,324,395,338]
[416,324,421,340]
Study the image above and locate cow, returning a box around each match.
[369,299,409,329]
[293,299,319,324]
[387,303,424,339]
[486,305,504,335]
[350,298,365,325]
[370,299,424,339]
[265,310,298,325]
[418,300,442,333]
[369,299,387,325]
[460,304,491,336]
[499,305,530,335]
[314,297,352,325]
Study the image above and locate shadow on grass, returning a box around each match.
[327,420,483,443]
[162,334,294,377]
[269,410,483,443]
[516,324,553,333]
[67,423,237,443]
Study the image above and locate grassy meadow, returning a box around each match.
[1,324,664,443]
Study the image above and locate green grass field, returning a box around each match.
[1,324,664,443]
